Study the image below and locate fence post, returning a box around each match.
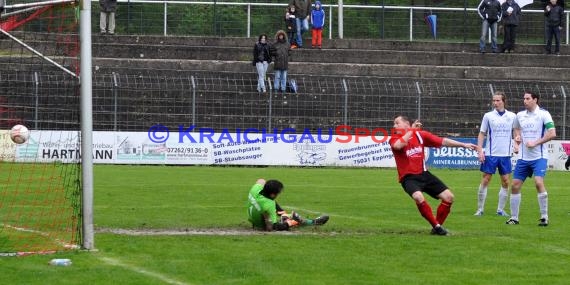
[342,79,348,125]
[415,82,421,120]
[127,0,130,34]
[34,72,39,130]
[247,4,251,38]
[338,0,343,39]
[329,5,332,39]
[562,85,567,140]
[566,12,570,44]
[113,72,118,131]
[409,8,413,41]
[213,0,217,36]
[268,78,273,129]
[191,75,196,127]
[463,0,467,43]
[380,0,385,39]
[163,2,168,36]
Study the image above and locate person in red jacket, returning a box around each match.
[389,115,478,235]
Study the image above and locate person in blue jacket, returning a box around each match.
[311,1,325,49]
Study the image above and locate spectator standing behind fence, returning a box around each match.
[252,34,271,94]
[270,30,290,94]
[289,0,311,48]
[311,1,325,49]
[478,0,502,53]
[500,0,521,53]
[544,0,565,55]
[286,5,298,48]
[100,0,117,35]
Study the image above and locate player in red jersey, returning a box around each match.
[389,115,478,235]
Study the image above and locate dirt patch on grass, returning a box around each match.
[96,227,299,236]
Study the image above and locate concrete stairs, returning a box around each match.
[90,35,570,81]
[1,33,568,136]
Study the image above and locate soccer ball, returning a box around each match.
[10,124,30,144]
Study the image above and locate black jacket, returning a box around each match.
[478,0,502,23]
[286,11,297,33]
[545,4,565,27]
[252,42,271,65]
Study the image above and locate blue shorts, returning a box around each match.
[513,158,548,181]
[480,156,512,175]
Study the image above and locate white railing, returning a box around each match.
[99,1,569,43]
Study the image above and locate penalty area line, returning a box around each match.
[96,228,299,236]
[98,256,191,285]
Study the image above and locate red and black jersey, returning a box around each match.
[389,130,444,182]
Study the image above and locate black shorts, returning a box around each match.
[401,171,449,199]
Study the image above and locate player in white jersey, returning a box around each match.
[474,92,516,217]
[506,91,556,226]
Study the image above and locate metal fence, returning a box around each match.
[94,1,570,44]
[88,71,569,139]
[2,70,568,139]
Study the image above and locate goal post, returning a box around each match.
[0,0,94,254]
[80,0,94,251]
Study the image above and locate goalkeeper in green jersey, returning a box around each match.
[247,179,329,231]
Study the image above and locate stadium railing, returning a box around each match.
[90,1,569,44]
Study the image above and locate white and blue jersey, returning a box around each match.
[480,109,516,157]
[513,106,555,161]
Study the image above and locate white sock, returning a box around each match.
[477,184,487,211]
[538,192,548,220]
[497,187,509,212]
[510,193,521,221]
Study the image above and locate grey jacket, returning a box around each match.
[100,0,117,13]
[271,30,290,70]
[289,0,312,19]
[501,1,521,26]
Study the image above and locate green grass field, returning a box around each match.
[1,165,569,285]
